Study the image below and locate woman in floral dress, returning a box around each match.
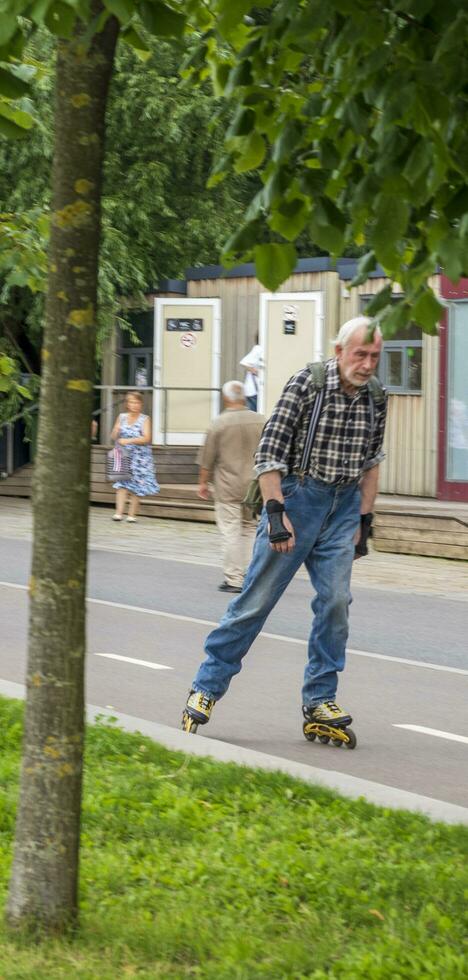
[110,391,160,522]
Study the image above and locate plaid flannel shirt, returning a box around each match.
[254,358,387,485]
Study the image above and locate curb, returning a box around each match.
[2,678,468,827]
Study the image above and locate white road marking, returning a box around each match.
[1,581,468,678]
[90,595,215,628]
[95,653,172,671]
[90,545,222,569]
[394,724,468,745]
[346,647,468,676]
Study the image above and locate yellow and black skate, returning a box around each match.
[302,700,357,749]
[181,690,215,734]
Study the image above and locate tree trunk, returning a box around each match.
[6,6,119,932]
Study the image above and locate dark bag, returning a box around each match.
[107,445,132,482]
[243,477,263,518]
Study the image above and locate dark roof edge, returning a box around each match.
[157,279,187,294]
[186,256,336,280]
[185,257,392,282]
[337,260,387,281]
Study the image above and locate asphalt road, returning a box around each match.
[1,535,468,809]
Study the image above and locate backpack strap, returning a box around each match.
[367,374,386,406]
[306,361,327,389]
[308,361,385,403]
[363,376,386,466]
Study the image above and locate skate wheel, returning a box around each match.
[181,711,198,735]
[331,737,343,748]
[302,722,316,742]
[318,735,330,744]
[344,728,357,749]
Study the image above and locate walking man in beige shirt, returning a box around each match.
[198,381,266,593]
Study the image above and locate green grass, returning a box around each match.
[0,695,467,979]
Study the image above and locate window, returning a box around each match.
[118,310,154,387]
[119,349,153,387]
[359,296,423,394]
[119,310,154,349]
[446,302,468,482]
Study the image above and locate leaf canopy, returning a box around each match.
[181,0,468,332]
[2,0,467,333]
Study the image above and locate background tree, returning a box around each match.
[1,22,335,393]
[0,27,261,455]
[0,349,34,424]
[0,32,261,374]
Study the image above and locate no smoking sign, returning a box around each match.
[180,332,197,350]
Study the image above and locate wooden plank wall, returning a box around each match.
[187,271,340,385]
[338,276,439,497]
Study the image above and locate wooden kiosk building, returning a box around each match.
[2,258,468,558]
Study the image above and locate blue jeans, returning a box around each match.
[192,474,361,706]
[246,395,258,412]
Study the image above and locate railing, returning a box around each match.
[94,385,222,445]
[0,404,38,478]
[0,384,221,478]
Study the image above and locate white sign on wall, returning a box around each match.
[180,332,197,350]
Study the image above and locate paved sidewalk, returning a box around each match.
[1,497,467,600]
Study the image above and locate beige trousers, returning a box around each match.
[214,501,256,587]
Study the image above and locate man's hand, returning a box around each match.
[271,511,295,553]
[266,500,296,553]
[354,513,373,559]
[198,481,210,501]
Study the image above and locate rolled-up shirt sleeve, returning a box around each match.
[362,394,388,471]
[254,371,310,477]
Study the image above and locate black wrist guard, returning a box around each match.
[266,499,292,544]
[355,512,373,557]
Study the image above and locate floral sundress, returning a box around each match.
[113,413,160,497]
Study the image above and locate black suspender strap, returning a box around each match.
[298,383,326,478]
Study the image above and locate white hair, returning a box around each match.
[222,380,245,402]
[335,316,382,348]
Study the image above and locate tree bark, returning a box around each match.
[6,6,119,932]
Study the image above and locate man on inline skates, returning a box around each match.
[182,316,387,747]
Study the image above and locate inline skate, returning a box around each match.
[181,690,215,734]
[302,700,357,749]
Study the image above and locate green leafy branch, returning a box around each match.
[182,0,468,333]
